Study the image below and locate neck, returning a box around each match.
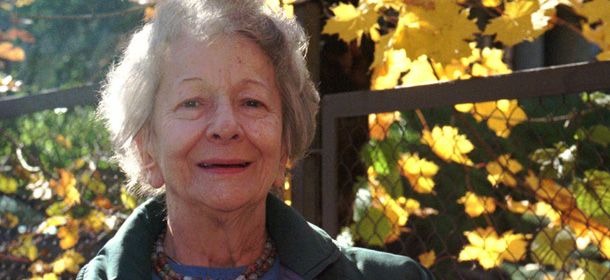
[163,192,268,267]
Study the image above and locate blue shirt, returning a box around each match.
[152,256,281,280]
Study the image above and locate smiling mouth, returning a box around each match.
[197,162,252,169]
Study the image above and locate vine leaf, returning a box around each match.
[457,191,497,218]
[398,153,438,194]
[418,250,436,268]
[573,170,610,223]
[421,126,474,166]
[0,172,18,194]
[486,154,523,187]
[531,226,575,270]
[458,227,528,269]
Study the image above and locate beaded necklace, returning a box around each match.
[152,228,277,280]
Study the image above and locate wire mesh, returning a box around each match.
[336,91,610,280]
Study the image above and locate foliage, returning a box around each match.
[323,0,610,279]
[0,0,147,279]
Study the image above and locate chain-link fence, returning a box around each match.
[321,62,610,279]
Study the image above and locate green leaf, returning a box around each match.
[361,138,404,197]
[528,142,576,179]
[583,92,610,108]
[0,173,18,194]
[45,201,69,216]
[574,170,610,225]
[589,125,610,148]
[531,226,576,270]
[576,259,610,280]
[350,206,392,247]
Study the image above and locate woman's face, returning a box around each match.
[141,35,286,212]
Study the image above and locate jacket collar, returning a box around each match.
[102,194,340,279]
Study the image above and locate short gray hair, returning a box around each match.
[97,0,319,196]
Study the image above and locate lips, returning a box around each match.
[197,162,252,169]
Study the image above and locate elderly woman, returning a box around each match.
[78,0,434,279]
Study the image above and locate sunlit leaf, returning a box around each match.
[368,111,401,141]
[56,218,79,249]
[531,226,576,270]
[576,0,610,23]
[54,169,80,205]
[121,188,138,210]
[393,1,479,65]
[400,55,438,86]
[0,42,25,61]
[371,49,411,90]
[458,227,527,269]
[421,126,474,166]
[52,249,85,274]
[486,154,523,187]
[525,170,576,212]
[10,234,38,261]
[82,210,106,233]
[574,170,610,222]
[484,0,556,46]
[529,142,576,179]
[398,153,438,194]
[576,259,610,280]
[418,250,436,268]
[322,2,379,43]
[457,191,497,218]
[0,172,19,194]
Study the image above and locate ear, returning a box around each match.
[272,147,289,189]
[135,129,165,189]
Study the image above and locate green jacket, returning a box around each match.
[77,194,435,280]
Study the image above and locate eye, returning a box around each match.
[243,100,264,108]
[183,100,200,108]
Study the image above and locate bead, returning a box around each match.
[152,227,276,280]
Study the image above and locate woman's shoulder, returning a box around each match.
[332,245,436,280]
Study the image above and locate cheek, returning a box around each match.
[153,120,203,159]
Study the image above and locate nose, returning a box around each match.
[205,102,242,143]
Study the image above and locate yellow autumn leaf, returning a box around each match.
[418,250,436,268]
[577,0,610,23]
[367,168,409,243]
[484,0,556,46]
[482,0,502,7]
[0,172,19,194]
[455,100,527,137]
[457,191,497,217]
[55,169,80,205]
[30,273,59,280]
[393,1,479,65]
[322,2,378,43]
[458,227,528,269]
[10,233,38,261]
[57,218,80,249]
[37,215,67,233]
[524,170,576,212]
[82,210,106,233]
[472,47,512,77]
[421,126,474,166]
[52,249,85,274]
[398,153,438,194]
[368,111,401,140]
[54,134,72,150]
[486,154,523,187]
[3,213,19,228]
[121,188,138,210]
[0,42,25,61]
[371,48,411,90]
[400,55,438,86]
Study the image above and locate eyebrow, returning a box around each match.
[176,77,272,95]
